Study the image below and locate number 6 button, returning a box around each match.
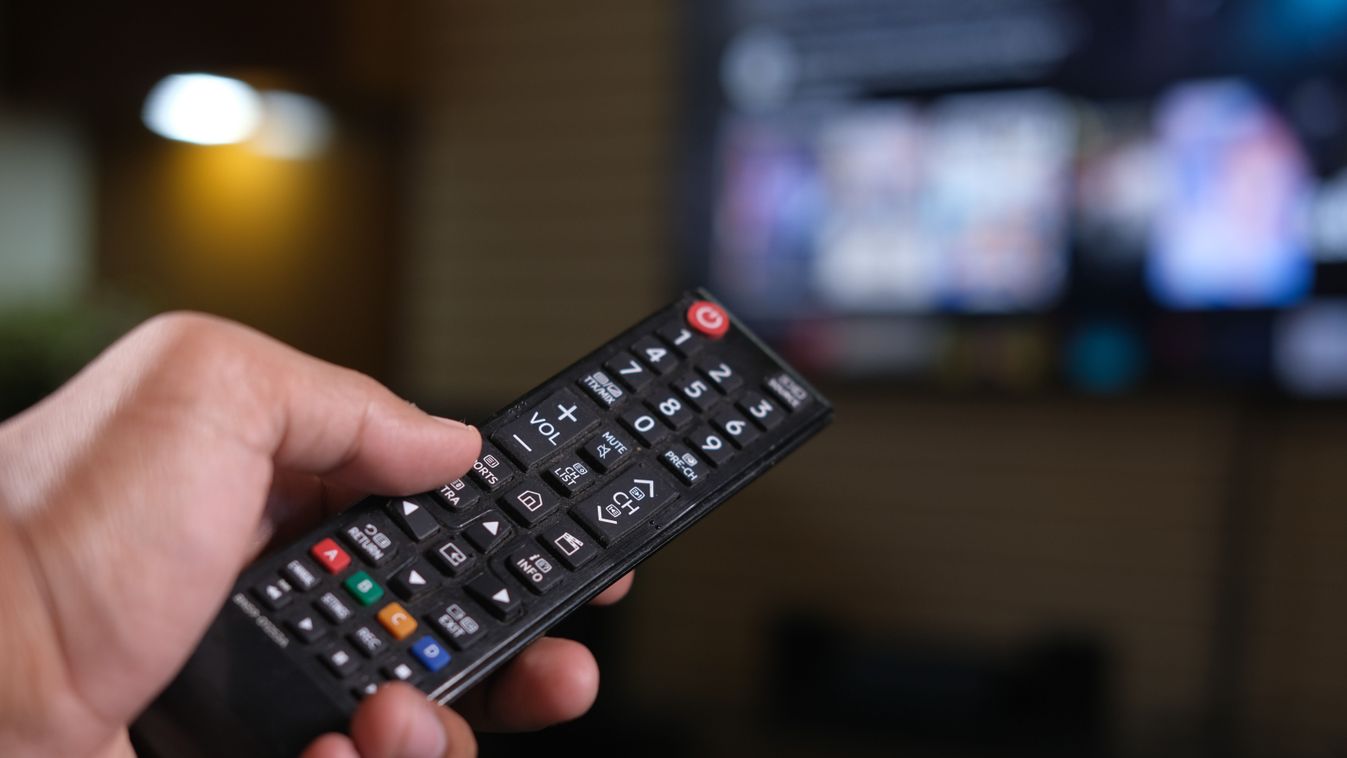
[711,408,760,448]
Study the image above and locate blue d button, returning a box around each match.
[410,635,451,673]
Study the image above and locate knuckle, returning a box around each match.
[125,311,259,402]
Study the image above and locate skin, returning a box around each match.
[0,312,632,758]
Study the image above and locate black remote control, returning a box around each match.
[131,290,832,757]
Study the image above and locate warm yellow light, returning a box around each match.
[142,74,262,145]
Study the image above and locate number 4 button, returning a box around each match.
[631,336,677,375]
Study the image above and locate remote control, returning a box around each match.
[131,290,832,757]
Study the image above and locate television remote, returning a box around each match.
[131,290,832,757]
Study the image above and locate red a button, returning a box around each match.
[686,300,729,339]
[311,538,351,574]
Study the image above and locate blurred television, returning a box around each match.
[681,0,1347,396]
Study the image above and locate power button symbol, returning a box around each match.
[686,300,729,339]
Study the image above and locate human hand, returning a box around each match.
[0,313,630,757]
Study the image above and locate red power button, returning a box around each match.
[687,300,730,339]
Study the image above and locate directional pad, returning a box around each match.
[387,497,441,541]
[463,510,512,552]
[391,559,436,600]
[466,573,522,620]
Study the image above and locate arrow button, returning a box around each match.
[392,559,438,600]
[287,613,326,643]
[466,573,522,620]
[386,497,441,542]
[463,510,512,552]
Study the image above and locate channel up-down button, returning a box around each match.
[572,464,678,545]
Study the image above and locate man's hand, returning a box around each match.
[0,313,630,757]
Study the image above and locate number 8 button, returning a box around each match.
[648,392,695,429]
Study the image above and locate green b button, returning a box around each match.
[344,571,384,606]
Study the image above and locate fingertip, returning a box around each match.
[351,683,476,758]
[299,732,360,758]
[588,572,634,606]
[478,637,599,731]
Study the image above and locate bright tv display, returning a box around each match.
[684,0,1347,394]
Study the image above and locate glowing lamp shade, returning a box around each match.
[143,74,262,145]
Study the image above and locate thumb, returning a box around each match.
[348,683,478,758]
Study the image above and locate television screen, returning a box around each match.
[686,0,1347,393]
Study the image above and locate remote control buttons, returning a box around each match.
[320,645,360,677]
[287,612,326,644]
[764,371,811,411]
[737,391,784,431]
[284,559,321,591]
[672,373,718,412]
[470,443,515,492]
[377,602,419,640]
[410,636,452,673]
[383,661,417,683]
[696,358,743,394]
[352,678,380,699]
[431,538,476,577]
[545,456,597,497]
[500,478,561,526]
[506,545,565,594]
[341,515,399,567]
[310,538,351,574]
[466,574,522,620]
[463,510,512,552]
[387,497,440,542]
[348,625,387,658]
[657,322,703,356]
[493,389,598,469]
[711,409,760,448]
[631,336,679,375]
[687,300,729,338]
[344,571,384,606]
[686,425,734,466]
[659,445,707,486]
[572,465,678,544]
[253,577,293,610]
[391,560,436,600]
[619,406,669,447]
[433,599,487,650]
[433,478,480,513]
[317,591,353,624]
[538,521,599,570]
[578,369,625,409]
[604,352,654,392]
[648,392,695,429]
[580,428,635,473]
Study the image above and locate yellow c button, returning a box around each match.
[377,602,418,640]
